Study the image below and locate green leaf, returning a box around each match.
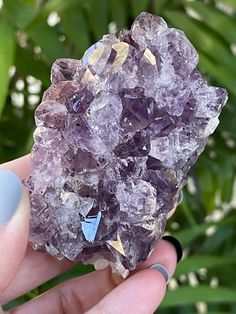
[38,263,94,294]
[162,286,236,307]
[3,0,37,29]
[84,0,109,40]
[213,150,235,203]
[27,22,69,63]
[110,0,128,31]
[220,174,235,203]
[173,214,236,246]
[182,312,232,314]
[219,104,236,139]
[196,157,218,212]
[130,0,149,18]
[175,255,236,277]
[154,0,172,14]
[198,52,236,96]
[186,2,236,44]
[205,312,234,314]
[25,0,79,29]
[176,196,198,227]
[215,0,236,11]
[3,295,30,311]
[0,16,15,116]
[61,4,90,58]
[173,222,211,246]
[14,45,50,87]
[201,224,235,253]
[39,0,79,15]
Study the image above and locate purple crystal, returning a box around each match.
[25,12,228,273]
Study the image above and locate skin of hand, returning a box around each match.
[0,155,178,314]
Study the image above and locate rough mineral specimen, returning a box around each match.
[25,12,228,274]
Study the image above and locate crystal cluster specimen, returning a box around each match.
[25,12,227,273]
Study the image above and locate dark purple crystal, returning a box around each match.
[25,12,227,273]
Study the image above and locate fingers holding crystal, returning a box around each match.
[86,269,168,314]
[7,236,179,314]
[86,238,179,314]
[0,158,76,307]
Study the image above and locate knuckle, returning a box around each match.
[57,286,84,314]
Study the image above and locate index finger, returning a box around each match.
[0,155,32,180]
[86,239,177,314]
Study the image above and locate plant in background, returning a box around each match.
[0,0,236,313]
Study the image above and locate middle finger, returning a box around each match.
[0,246,73,305]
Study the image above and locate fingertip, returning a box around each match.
[0,185,30,293]
[0,155,32,180]
[87,268,167,314]
[87,239,179,314]
[0,169,23,226]
[137,239,178,277]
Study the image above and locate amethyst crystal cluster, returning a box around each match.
[25,12,227,273]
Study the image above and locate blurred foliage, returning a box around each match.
[0,0,236,313]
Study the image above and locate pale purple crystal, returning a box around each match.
[25,12,227,272]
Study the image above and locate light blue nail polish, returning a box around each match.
[0,169,22,226]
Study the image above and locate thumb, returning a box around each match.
[0,169,30,293]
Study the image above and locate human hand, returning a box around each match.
[0,156,182,314]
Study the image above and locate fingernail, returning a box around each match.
[162,235,183,263]
[0,169,23,226]
[150,263,170,285]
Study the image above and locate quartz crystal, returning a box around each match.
[25,12,228,273]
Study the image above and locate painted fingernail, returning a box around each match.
[162,235,183,263]
[150,263,170,285]
[0,169,22,226]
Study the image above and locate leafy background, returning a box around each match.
[0,0,236,313]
